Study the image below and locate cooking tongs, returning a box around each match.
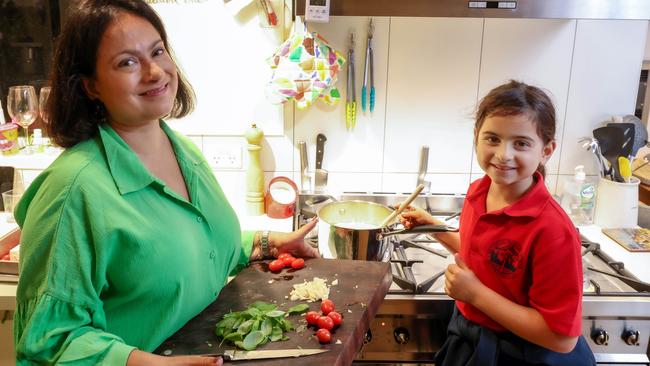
[346,32,356,130]
[361,18,375,114]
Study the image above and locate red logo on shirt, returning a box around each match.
[487,239,521,276]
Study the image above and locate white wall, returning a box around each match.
[172,17,647,210]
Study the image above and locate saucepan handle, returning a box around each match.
[380,224,458,237]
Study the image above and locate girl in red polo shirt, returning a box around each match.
[401,80,595,365]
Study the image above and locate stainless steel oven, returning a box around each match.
[295,191,650,365]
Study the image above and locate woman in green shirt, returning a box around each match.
[13,0,318,365]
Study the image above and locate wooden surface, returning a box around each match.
[155,258,392,365]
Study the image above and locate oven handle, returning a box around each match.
[586,266,650,293]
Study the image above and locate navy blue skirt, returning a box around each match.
[435,306,596,366]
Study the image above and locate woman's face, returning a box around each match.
[475,113,555,194]
[83,12,178,127]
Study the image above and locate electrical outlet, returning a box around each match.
[206,144,242,169]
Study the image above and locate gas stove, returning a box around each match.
[294,191,650,365]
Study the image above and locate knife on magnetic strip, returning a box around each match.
[201,348,328,361]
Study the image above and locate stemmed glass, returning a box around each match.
[39,86,51,125]
[7,86,38,153]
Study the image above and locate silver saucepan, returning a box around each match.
[317,200,456,261]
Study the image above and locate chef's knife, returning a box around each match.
[314,133,328,192]
[299,141,311,191]
[203,348,328,361]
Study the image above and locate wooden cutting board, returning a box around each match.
[154,258,391,365]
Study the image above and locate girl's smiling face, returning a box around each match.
[82,12,178,128]
[475,113,556,197]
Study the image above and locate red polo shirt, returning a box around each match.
[456,172,583,337]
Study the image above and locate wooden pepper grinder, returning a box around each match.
[245,124,265,215]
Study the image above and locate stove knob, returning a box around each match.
[622,329,640,346]
[393,327,410,344]
[591,328,609,346]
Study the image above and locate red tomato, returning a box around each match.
[305,311,320,325]
[317,316,334,331]
[315,328,331,343]
[278,253,293,261]
[290,258,305,269]
[268,260,284,272]
[320,299,334,315]
[327,311,343,326]
[281,255,295,267]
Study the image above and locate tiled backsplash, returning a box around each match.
[9,17,650,215]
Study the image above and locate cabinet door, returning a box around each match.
[474,18,576,178]
[560,20,648,176]
[384,17,483,175]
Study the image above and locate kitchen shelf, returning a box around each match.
[294,0,650,20]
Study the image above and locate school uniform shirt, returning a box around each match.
[456,171,583,337]
[13,121,255,365]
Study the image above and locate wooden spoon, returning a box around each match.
[379,184,425,228]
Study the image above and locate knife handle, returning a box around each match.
[316,133,326,170]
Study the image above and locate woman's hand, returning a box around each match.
[270,218,320,258]
[444,254,484,304]
[398,206,437,229]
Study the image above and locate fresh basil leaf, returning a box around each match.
[242,331,265,351]
[237,319,254,334]
[252,319,261,332]
[286,303,309,316]
[251,301,276,312]
[224,332,243,342]
[281,319,294,331]
[244,307,262,318]
[269,326,283,341]
[232,317,244,330]
[261,318,273,336]
[265,310,286,318]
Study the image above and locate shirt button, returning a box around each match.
[209,251,216,259]
[196,216,203,223]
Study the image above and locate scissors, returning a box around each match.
[346,32,356,130]
[361,18,375,114]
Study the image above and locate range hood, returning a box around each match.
[294,0,650,20]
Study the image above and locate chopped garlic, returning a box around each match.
[335,339,342,344]
[289,277,330,302]
[331,279,338,286]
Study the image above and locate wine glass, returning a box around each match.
[7,86,38,153]
[39,86,51,124]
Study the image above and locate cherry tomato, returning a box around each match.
[281,255,296,267]
[327,311,343,326]
[278,253,293,261]
[317,316,334,331]
[320,299,335,315]
[305,311,320,325]
[290,258,305,269]
[268,259,284,272]
[316,328,331,343]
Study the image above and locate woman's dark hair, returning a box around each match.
[46,0,195,147]
[475,80,556,178]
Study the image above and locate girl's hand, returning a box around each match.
[398,205,437,229]
[271,218,320,258]
[444,254,484,304]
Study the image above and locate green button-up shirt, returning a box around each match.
[13,121,254,365]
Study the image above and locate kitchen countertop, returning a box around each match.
[578,224,650,283]
[2,218,648,310]
[0,213,292,311]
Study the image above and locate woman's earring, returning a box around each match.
[94,102,107,124]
